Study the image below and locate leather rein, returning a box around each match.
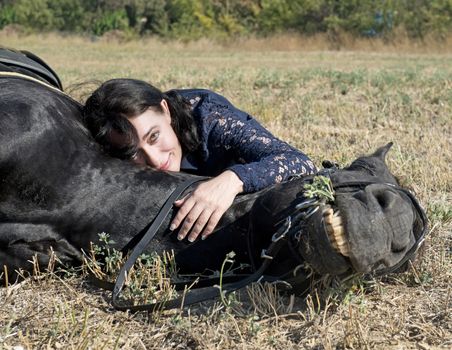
[94,175,428,313]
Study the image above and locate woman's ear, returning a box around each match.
[160,99,171,122]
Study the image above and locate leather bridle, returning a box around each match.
[96,175,428,313]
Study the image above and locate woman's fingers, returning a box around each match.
[170,172,243,242]
[177,203,205,241]
[201,210,223,240]
[173,197,185,207]
[187,209,212,242]
[170,195,195,233]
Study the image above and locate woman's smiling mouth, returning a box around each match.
[158,155,171,171]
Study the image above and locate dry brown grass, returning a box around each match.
[0,33,451,349]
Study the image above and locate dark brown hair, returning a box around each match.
[82,78,200,159]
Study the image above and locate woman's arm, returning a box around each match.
[201,91,317,192]
[216,117,316,193]
[171,90,317,241]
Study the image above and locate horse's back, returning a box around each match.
[0,47,62,89]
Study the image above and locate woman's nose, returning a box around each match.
[141,145,160,168]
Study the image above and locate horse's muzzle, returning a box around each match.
[296,203,352,275]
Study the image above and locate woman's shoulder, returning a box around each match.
[173,88,231,107]
[171,89,239,126]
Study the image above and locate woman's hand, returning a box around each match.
[170,170,243,242]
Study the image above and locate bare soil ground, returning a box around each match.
[1,33,451,349]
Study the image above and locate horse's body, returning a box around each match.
[0,77,262,278]
[0,74,426,287]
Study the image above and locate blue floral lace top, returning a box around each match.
[175,89,317,193]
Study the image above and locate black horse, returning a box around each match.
[0,53,427,308]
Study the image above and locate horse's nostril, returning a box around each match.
[374,190,396,210]
[375,193,388,208]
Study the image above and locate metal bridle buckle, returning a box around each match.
[301,205,319,220]
[260,249,274,260]
[293,228,304,242]
[271,217,291,242]
[270,280,292,291]
[295,197,320,210]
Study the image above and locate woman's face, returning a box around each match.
[111,100,182,171]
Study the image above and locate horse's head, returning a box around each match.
[248,143,427,281]
[298,142,427,276]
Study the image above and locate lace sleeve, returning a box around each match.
[200,91,317,193]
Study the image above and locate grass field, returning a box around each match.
[0,32,451,349]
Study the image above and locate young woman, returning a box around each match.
[83,79,316,243]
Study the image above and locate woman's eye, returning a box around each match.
[147,131,159,144]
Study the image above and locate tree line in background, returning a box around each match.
[0,0,451,40]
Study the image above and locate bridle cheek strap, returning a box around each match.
[111,178,202,311]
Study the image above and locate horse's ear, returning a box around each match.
[372,142,393,162]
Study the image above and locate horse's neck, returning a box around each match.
[74,161,262,249]
[60,160,192,249]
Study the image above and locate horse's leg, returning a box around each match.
[0,223,82,283]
